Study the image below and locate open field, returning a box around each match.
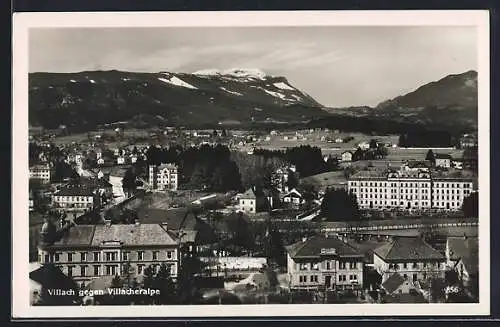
[300,171,347,189]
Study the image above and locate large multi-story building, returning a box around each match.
[347,169,474,211]
[29,164,52,184]
[285,235,364,291]
[373,236,446,283]
[149,164,178,191]
[37,220,180,288]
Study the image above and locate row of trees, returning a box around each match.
[398,131,453,148]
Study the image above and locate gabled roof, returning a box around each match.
[54,186,95,197]
[239,188,257,200]
[282,188,303,198]
[373,236,445,261]
[285,235,363,259]
[381,273,405,294]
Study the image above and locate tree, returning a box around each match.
[154,263,177,304]
[320,188,360,221]
[122,168,137,197]
[221,129,228,137]
[286,171,299,190]
[369,139,378,149]
[425,149,435,164]
[461,192,478,217]
[266,227,286,268]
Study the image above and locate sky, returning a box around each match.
[29,26,477,107]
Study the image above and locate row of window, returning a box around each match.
[53,196,94,202]
[356,194,430,200]
[388,262,443,270]
[297,274,359,283]
[44,250,175,263]
[298,261,358,271]
[61,263,175,277]
[351,181,472,188]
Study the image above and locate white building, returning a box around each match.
[149,164,178,191]
[341,151,353,162]
[348,169,474,211]
[373,236,446,283]
[285,235,364,291]
[29,164,52,184]
[52,186,99,213]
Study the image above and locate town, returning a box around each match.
[28,125,479,305]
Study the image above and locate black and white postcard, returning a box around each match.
[12,10,490,318]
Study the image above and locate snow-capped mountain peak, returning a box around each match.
[193,68,269,80]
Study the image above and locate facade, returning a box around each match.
[149,164,178,191]
[286,235,364,291]
[434,154,452,168]
[37,220,180,288]
[373,236,446,283]
[282,188,305,207]
[52,186,100,213]
[347,169,474,211]
[341,151,353,162]
[238,188,258,214]
[29,164,52,184]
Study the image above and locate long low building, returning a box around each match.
[347,168,475,211]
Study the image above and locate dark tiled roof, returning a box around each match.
[137,208,197,230]
[55,187,95,197]
[29,264,77,289]
[373,237,445,262]
[91,224,177,246]
[448,237,478,275]
[381,273,405,294]
[53,225,96,247]
[285,235,363,259]
[435,154,452,160]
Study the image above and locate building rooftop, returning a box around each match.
[381,272,406,294]
[91,224,177,246]
[239,188,257,200]
[157,163,178,170]
[54,186,96,197]
[285,235,364,259]
[448,236,479,275]
[435,154,453,160]
[373,236,445,262]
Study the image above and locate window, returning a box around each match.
[137,264,144,274]
[299,275,307,283]
[122,252,129,261]
[166,251,173,259]
[350,275,357,281]
[338,275,346,282]
[312,263,319,270]
[105,252,117,261]
[54,253,60,262]
[339,261,346,269]
[105,265,117,276]
[68,253,74,262]
[80,252,87,262]
[153,251,159,261]
[93,252,100,262]
[403,263,407,269]
[326,261,331,270]
[299,263,308,271]
[80,265,87,277]
[94,265,100,276]
[310,275,319,283]
[67,266,74,277]
[137,251,144,261]
[403,274,408,280]
[349,262,357,269]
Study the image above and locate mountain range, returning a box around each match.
[28,69,478,131]
[28,68,326,130]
